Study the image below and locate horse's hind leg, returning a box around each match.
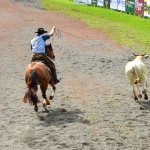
[49,79,56,100]
[40,84,50,108]
[142,82,148,100]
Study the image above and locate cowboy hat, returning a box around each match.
[35,28,47,34]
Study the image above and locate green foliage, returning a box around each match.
[40,0,150,53]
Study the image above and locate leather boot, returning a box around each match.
[51,68,60,84]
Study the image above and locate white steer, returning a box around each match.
[125,53,149,100]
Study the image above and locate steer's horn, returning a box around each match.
[133,53,138,56]
[133,52,146,56]
[141,52,146,56]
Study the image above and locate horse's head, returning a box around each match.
[45,43,55,60]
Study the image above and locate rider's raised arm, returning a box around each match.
[49,27,55,37]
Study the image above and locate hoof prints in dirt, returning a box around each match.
[137,100,150,110]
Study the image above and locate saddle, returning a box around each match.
[32,60,51,75]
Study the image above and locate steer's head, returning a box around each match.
[129,52,149,61]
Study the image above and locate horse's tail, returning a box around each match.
[23,69,39,105]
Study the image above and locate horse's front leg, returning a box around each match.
[40,84,50,112]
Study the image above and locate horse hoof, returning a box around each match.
[49,96,54,100]
[134,96,138,100]
[34,106,38,112]
[44,99,50,105]
[144,95,148,100]
[42,104,50,113]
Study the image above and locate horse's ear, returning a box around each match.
[50,43,53,49]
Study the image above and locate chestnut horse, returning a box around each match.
[23,43,56,113]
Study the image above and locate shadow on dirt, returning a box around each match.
[136,100,150,110]
[37,108,90,126]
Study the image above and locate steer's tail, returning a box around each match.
[133,66,140,84]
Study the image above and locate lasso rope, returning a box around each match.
[54,28,61,39]
[52,28,86,43]
[51,28,61,44]
[57,28,86,40]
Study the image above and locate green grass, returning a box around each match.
[40,0,150,53]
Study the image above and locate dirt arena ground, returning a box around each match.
[1,0,150,150]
